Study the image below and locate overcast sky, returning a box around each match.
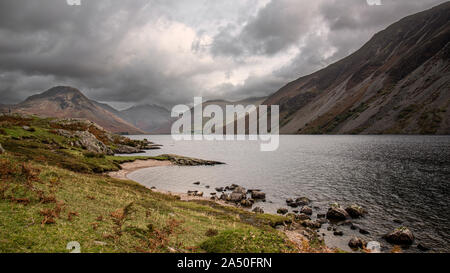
[0,0,447,109]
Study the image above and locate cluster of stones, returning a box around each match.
[210,184,267,211]
[277,199,418,252]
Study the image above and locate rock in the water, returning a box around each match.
[333,230,344,236]
[240,199,253,208]
[301,206,313,215]
[277,208,288,215]
[317,214,326,219]
[187,190,203,197]
[295,197,311,206]
[348,237,367,249]
[251,191,266,200]
[359,228,370,235]
[326,204,349,220]
[366,241,381,253]
[417,243,430,252]
[230,192,246,202]
[232,186,247,194]
[215,187,224,192]
[252,207,264,214]
[193,181,200,185]
[345,204,365,218]
[384,227,414,245]
[295,213,311,221]
[301,220,322,229]
[0,144,4,154]
[220,193,229,201]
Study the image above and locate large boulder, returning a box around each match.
[74,131,113,155]
[348,237,367,249]
[219,193,230,201]
[232,186,247,194]
[0,143,4,154]
[384,227,414,245]
[240,199,253,208]
[345,204,365,218]
[230,192,246,202]
[326,203,349,220]
[295,197,311,206]
[300,206,313,215]
[251,191,266,200]
[55,129,113,155]
[301,220,322,229]
[286,198,298,208]
[295,213,311,221]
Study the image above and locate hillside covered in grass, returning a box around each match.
[0,114,310,253]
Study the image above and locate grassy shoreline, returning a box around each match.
[0,153,296,253]
[0,114,329,253]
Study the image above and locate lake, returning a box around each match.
[125,135,450,252]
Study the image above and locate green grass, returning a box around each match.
[0,115,295,253]
[200,228,294,253]
[0,154,294,253]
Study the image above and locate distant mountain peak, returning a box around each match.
[26,86,86,101]
[8,86,145,134]
[264,2,450,135]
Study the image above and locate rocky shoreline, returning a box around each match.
[105,133,426,253]
[109,157,423,253]
[117,159,427,253]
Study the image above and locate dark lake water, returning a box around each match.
[125,135,450,253]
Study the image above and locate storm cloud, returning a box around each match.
[0,0,447,108]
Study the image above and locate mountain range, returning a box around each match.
[0,86,146,134]
[1,3,448,135]
[264,2,449,134]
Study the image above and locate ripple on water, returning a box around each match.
[126,135,450,252]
